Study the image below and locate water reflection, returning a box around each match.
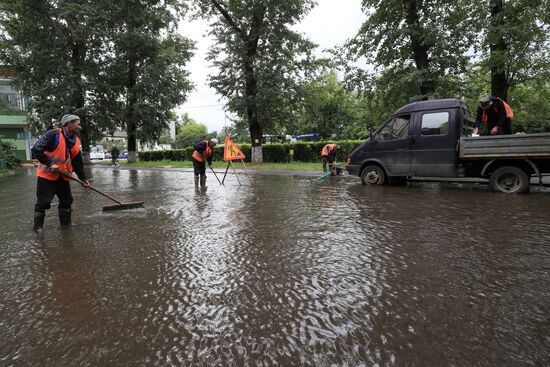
[0,168,549,365]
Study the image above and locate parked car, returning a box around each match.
[295,133,319,142]
[90,145,105,160]
[118,151,128,159]
[346,98,550,194]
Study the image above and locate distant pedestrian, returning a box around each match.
[321,143,340,174]
[31,114,90,232]
[192,138,218,188]
[474,96,513,136]
[110,146,120,167]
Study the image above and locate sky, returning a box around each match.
[177,0,365,133]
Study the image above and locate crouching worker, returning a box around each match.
[192,138,218,188]
[321,143,340,174]
[474,96,513,135]
[31,114,90,232]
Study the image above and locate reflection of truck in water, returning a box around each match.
[346,98,550,194]
[90,145,106,160]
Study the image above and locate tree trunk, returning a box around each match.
[127,119,137,162]
[126,59,138,163]
[244,43,263,163]
[489,0,509,100]
[70,41,91,164]
[403,0,435,96]
[249,120,263,163]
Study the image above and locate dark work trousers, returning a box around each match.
[322,156,334,172]
[486,117,513,135]
[35,176,73,213]
[192,158,206,177]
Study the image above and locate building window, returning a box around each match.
[0,84,22,110]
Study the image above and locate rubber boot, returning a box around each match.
[58,207,72,226]
[194,176,199,187]
[33,210,45,232]
[200,175,207,188]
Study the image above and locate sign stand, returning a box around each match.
[222,162,231,185]
[240,159,250,179]
[222,136,248,185]
[230,161,241,186]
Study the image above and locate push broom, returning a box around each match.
[60,170,144,211]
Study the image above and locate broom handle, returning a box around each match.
[210,165,223,185]
[60,170,123,205]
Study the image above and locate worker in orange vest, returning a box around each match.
[473,96,513,135]
[192,138,218,188]
[321,143,340,174]
[31,114,90,232]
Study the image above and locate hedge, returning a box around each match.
[137,140,364,163]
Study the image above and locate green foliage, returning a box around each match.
[0,0,110,149]
[194,0,326,160]
[509,82,550,133]
[343,0,477,97]
[0,0,194,159]
[137,140,363,163]
[476,0,550,96]
[175,122,208,148]
[292,72,374,139]
[0,137,21,169]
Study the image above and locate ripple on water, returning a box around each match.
[1,169,550,365]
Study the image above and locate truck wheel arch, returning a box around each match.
[481,159,539,178]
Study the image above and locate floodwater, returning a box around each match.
[1,167,549,366]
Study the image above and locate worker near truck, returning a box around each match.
[31,114,90,232]
[321,143,340,174]
[473,96,514,136]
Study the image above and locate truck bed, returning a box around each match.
[459,133,550,159]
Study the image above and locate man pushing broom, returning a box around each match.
[31,114,90,232]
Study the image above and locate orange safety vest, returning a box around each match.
[482,99,514,123]
[321,144,336,157]
[37,128,81,181]
[192,141,212,163]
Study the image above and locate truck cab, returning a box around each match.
[347,99,471,184]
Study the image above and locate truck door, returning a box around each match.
[367,114,413,175]
[410,109,458,177]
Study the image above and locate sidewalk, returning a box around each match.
[91,163,326,177]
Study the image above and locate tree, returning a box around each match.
[0,137,20,169]
[194,0,322,163]
[0,0,111,162]
[96,1,194,163]
[175,121,208,148]
[0,0,194,164]
[343,0,477,99]
[509,81,550,133]
[292,72,374,139]
[476,0,550,101]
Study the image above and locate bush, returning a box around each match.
[137,140,364,163]
[0,138,21,169]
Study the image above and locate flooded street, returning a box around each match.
[1,167,549,366]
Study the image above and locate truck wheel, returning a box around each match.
[361,165,385,186]
[489,166,529,194]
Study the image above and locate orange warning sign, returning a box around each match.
[224,136,246,161]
